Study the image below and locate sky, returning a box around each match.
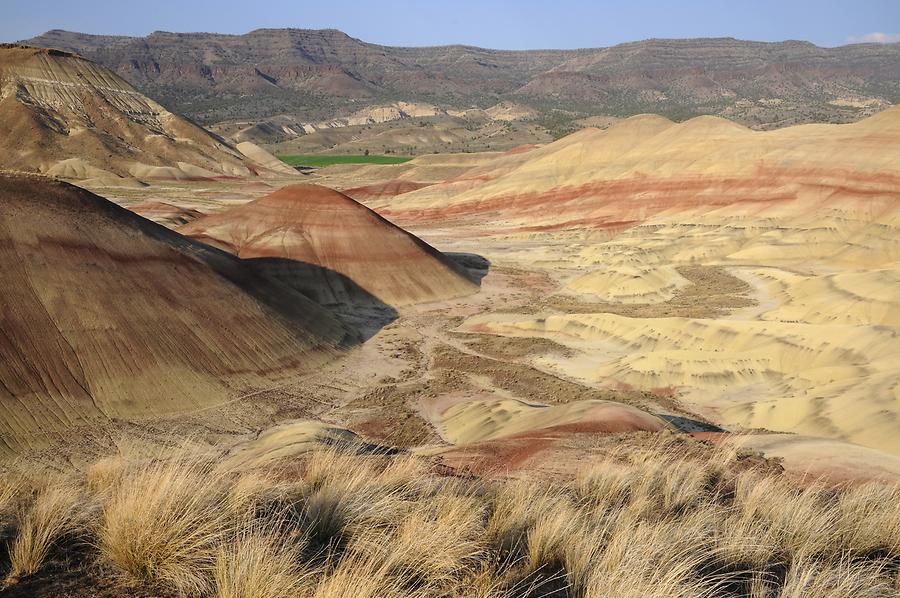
[2,0,899,48]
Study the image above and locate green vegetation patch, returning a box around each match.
[277,154,413,167]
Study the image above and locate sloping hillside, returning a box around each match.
[0,173,346,454]
[377,108,900,455]
[0,44,279,183]
[180,183,478,307]
[24,30,900,127]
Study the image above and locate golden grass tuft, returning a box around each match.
[7,478,84,580]
[96,457,230,594]
[0,476,21,515]
[214,517,309,598]
[837,482,900,557]
[84,454,129,496]
[349,488,485,591]
[311,548,407,598]
[778,557,894,598]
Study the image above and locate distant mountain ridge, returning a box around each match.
[23,29,900,128]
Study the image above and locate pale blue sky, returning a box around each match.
[3,0,899,48]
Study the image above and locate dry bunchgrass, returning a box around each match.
[348,488,485,591]
[485,481,559,562]
[96,457,230,594]
[836,482,900,557]
[778,556,894,598]
[3,441,899,597]
[312,547,407,598]
[297,449,434,553]
[580,511,719,598]
[84,454,129,496]
[214,516,309,598]
[7,477,85,581]
[0,476,21,516]
[523,498,583,574]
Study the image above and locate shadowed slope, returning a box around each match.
[180,184,478,307]
[0,173,347,454]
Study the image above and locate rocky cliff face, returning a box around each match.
[23,29,900,128]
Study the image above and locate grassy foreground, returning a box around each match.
[277,154,413,167]
[1,438,899,597]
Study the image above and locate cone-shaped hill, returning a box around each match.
[179,184,479,307]
[0,173,347,454]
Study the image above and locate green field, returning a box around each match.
[277,154,413,167]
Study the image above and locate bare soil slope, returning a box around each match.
[0,173,346,454]
[375,108,900,456]
[179,183,478,306]
[0,45,261,183]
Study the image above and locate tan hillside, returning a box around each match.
[0,44,267,183]
[235,141,298,175]
[374,108,900,456]
[0,173,346,454]
[379,107,900,228]
[179,183,478,307]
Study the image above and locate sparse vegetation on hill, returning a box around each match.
[24,30,900,130]
[1,440,899,597]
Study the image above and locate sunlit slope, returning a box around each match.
[379,107,900,233]
[462,313,900,454]
[405,108,900,455]
[180,184,477,307]
[0,45,272,183]
[0,174,345,454]
[437,398,668,445]
[322,150,509,198]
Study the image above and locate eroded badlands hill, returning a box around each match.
[179,184,478,307]
[0,45,275,184]
[0,173,346,454]
[375,108,900,456]
[378,106,900,228]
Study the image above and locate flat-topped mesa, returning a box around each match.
[0,44,287,183]
[179,183,479,307]
[0,173,346,455]
[22,30,900,127]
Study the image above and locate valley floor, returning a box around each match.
[19,174,900,486]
